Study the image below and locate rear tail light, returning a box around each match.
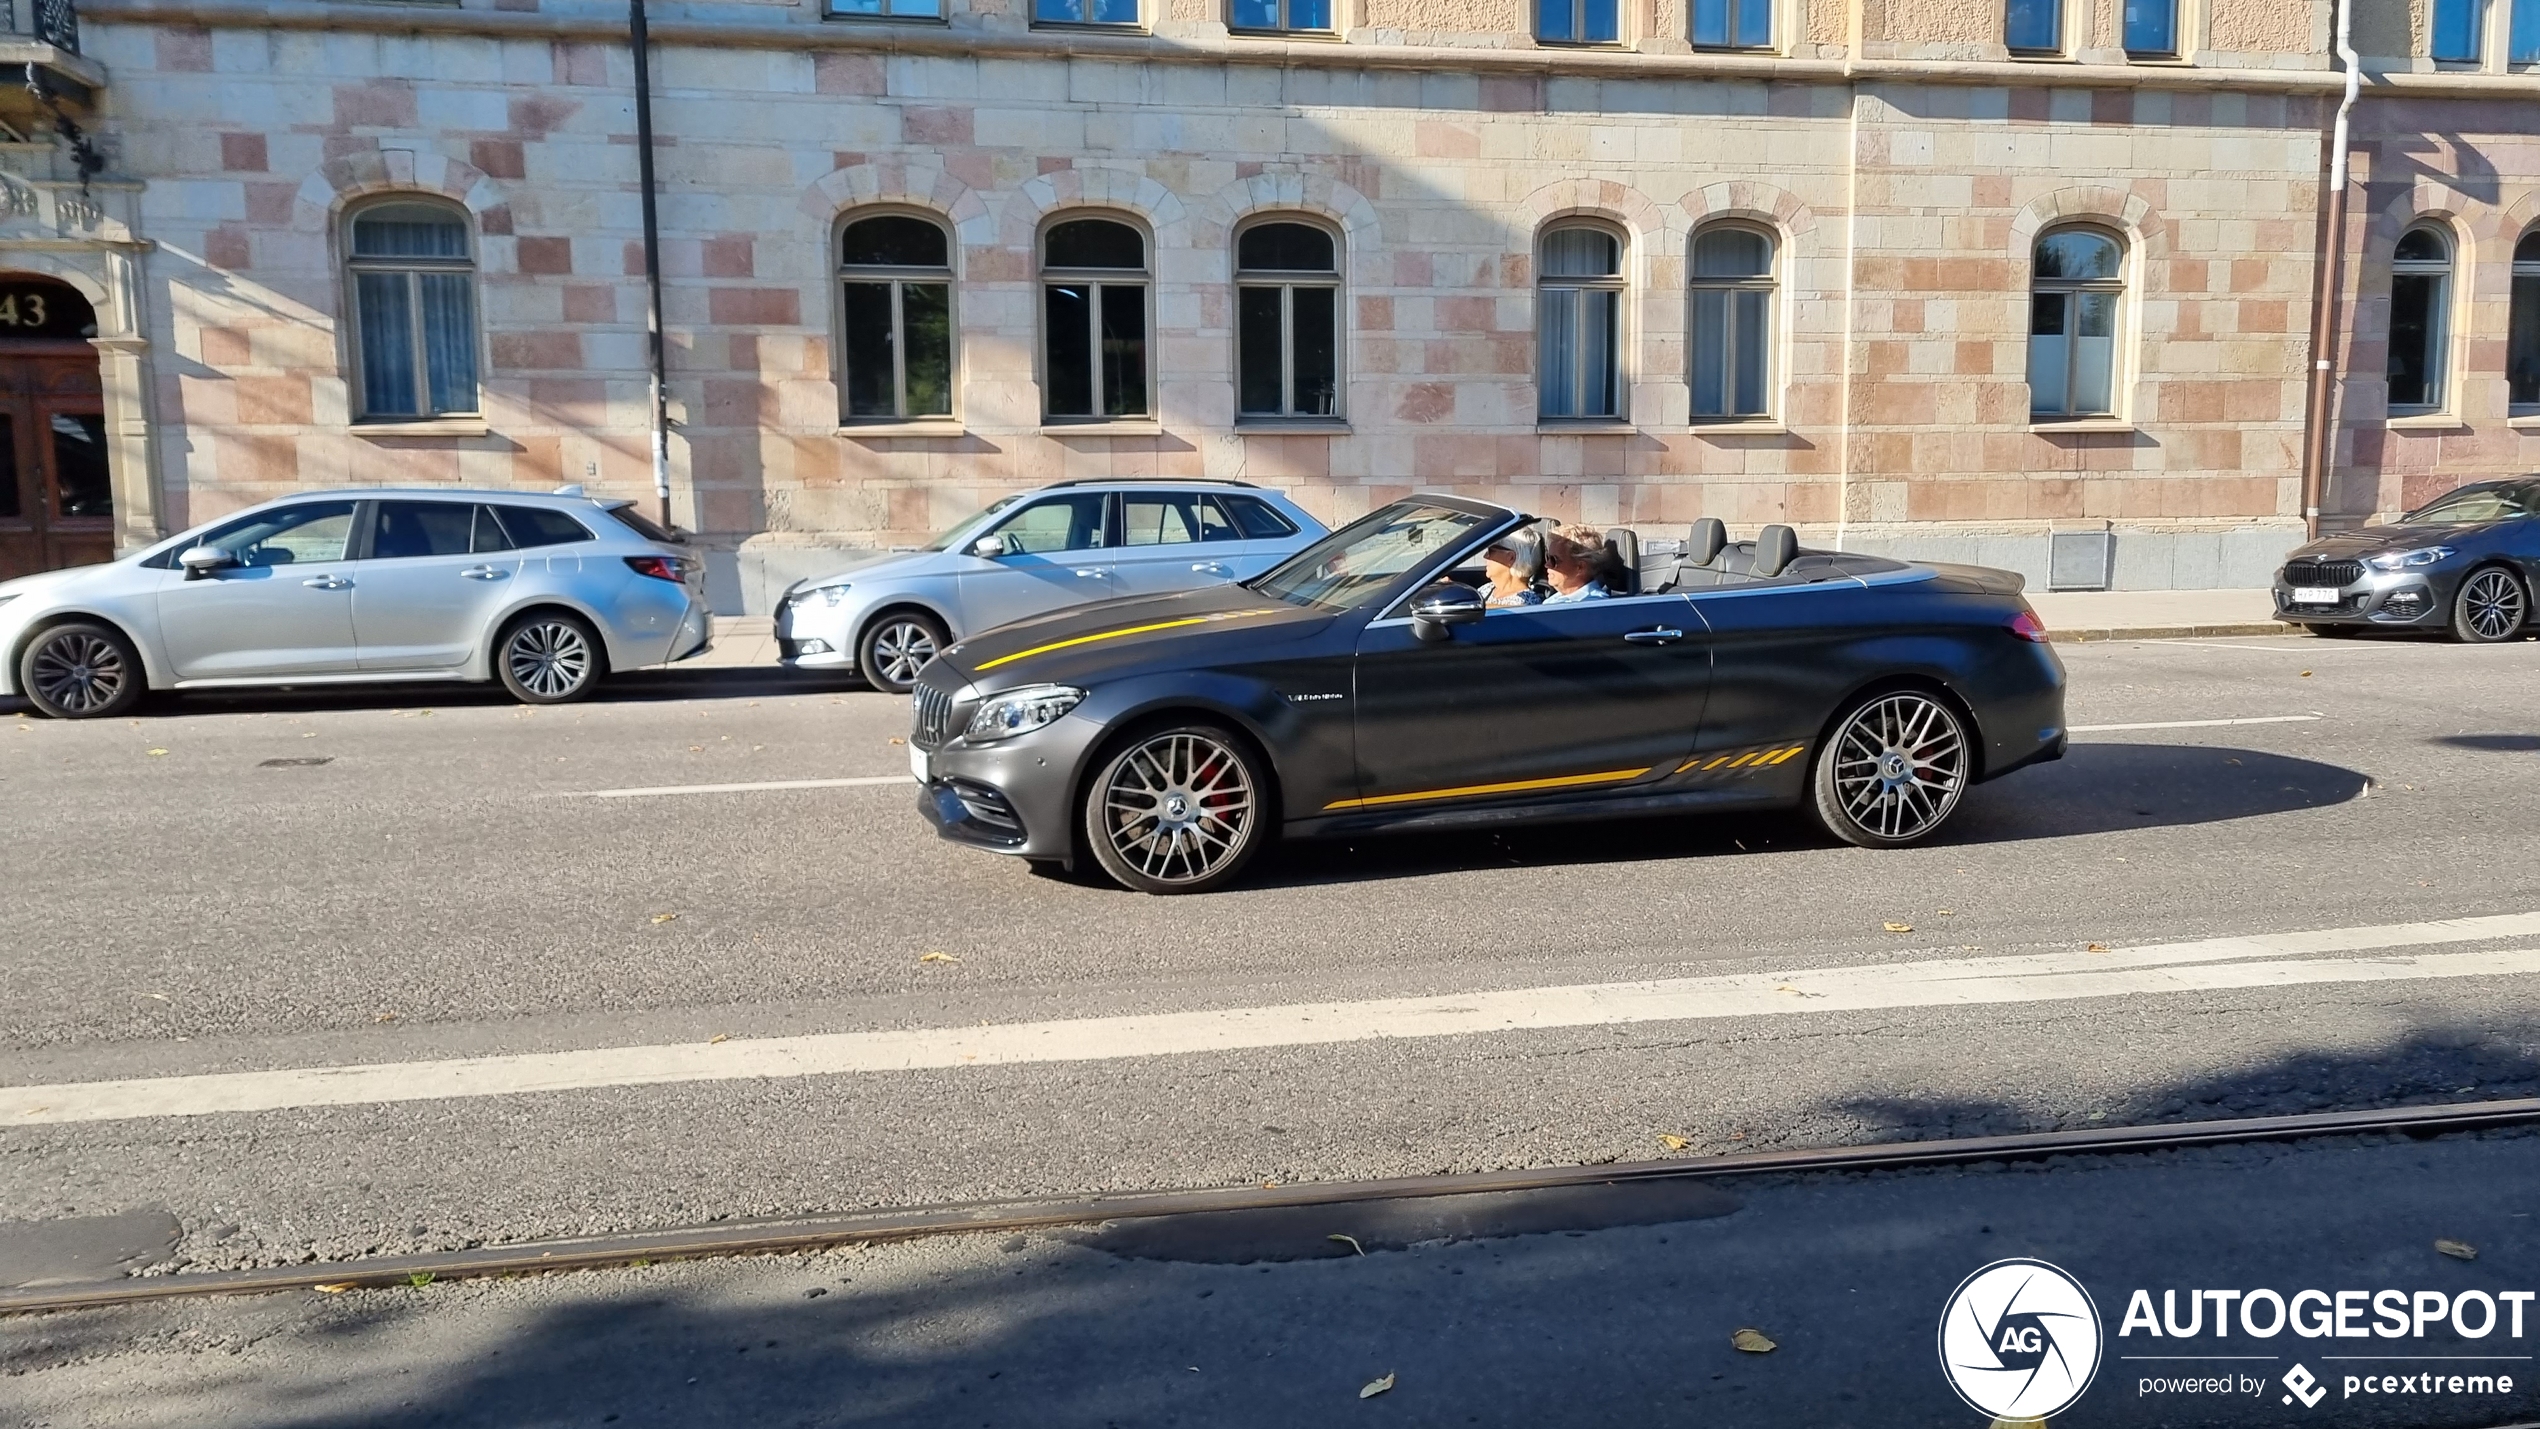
[625,554,696,584]
[2008,609,2051,644]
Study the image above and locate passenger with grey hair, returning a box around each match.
[1542,523,1615,604]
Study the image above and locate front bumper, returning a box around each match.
[910,710,1108,861]
[2273,574,2443,626]
[773,597,856,670]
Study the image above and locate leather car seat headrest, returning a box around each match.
[1602,527,1640,595]
[1752,524,1798,578]
[1685,517,1726,568]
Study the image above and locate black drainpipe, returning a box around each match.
[629,0,674,531]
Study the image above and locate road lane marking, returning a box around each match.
[11,913,2540,1126]
[584,776,910,798]
[2069,715,2324,734]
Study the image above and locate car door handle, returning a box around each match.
[1623,627,1684,644]
[1190,561,1230,574]
[1072,568,1107,579]
[301,576,352,590]
[462,566,508,580]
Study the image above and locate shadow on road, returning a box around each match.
[75,666,870,719]
[2433,733,2540,752]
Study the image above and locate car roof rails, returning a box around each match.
[1041,477,1261,489]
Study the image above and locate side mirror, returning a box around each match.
[179,545,237,579]
[1409,583,1486,643]
[970,536,1006,560]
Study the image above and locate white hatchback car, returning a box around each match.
[0,487,711,718]
[774,479,1326,694]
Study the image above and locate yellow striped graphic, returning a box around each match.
[1675,744,1806,775]
[1324,766,1652,812]
[974,608,1285,671]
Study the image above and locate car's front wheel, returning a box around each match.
[1081,723,1269,895]
[2451,567,2528,644]
[496,611,605,704]
[1810,688,1971,849]
[17,621,146,719]
[858,610,947,696]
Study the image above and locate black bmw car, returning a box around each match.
[2274,478,2540,641]
[907,496,2068,894]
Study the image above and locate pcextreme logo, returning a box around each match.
[1937,1258,2105,1420]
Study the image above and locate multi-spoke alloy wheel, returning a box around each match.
[1083,725,1267,894]
[20,622,143,719]
[2452,568,2528,644]
[1811,690,1971,848]
[496,614,601,704]
[857,612,947,696]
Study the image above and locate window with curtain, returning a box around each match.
[838,212,954,422]
[2028,227,2123,418]
[1042,217,1150,420]
[1690,226,1775,421]
[2511,232,2540,409]
[2005,0,2060,50]
[1538,0,1619,43]
[1538,225,1624,420]
[347,200,479,420]
[2433,0,2484,60]
[1231,0,1331,29]
[1692,0,1770,47]
[1236,220,1341,421]
[2387,226,2453,411]
[2123,0,2177,53]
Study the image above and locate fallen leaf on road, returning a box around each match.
[2299,670,2312,678]
[1883,922,1914,933]
[2437,1239,2479,1261]
[146,748,168,757]
[2086,943,2109,953]
[650,913,679,925]
[919,951,959,964]
[1359,1372,1395,1399]
[888,736,907,746]
[1658,1134,1692,1151]
[1731,1328,1777,1353]
[373,1012,397,1024]
[1328,1233,1365,1256]
[136,992,168,1002]
[1936,909,1954,916]
[688,745,703,752]
[312,1282,358,1294]
[708,1033,729,1045]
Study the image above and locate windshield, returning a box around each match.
[2400,482,2540,525]
[922,495,1025,552]
[1249,501,1495,611]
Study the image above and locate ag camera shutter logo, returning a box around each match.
[1938,1258,2104,1419]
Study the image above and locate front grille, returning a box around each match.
[2284,558,2365,587]
[911,681,954,751]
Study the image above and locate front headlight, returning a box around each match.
[964,684,1085,742]
[2367,546,2454,571]
[792,583,850,609]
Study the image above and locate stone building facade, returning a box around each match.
[2,0,2533,603]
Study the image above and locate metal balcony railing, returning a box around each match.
[3,0,77,52]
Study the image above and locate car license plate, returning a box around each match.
[908,744,929,783]
[2292,587,2341,605]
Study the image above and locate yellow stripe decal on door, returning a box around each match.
[1324,767,1652,812]
[973,608,1285,671]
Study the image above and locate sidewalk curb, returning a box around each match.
[2051,622,2299,644]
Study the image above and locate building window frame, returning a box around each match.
[1033,0,1141,26]
[1690,0,1772,49]
[342,195,482,423]
[1688,223,1778,424]
[1537,0,1622,45]
[2122,0,2182,57]
[2026,224,2127,421]
[835,208,958,426]
[1536,220,1629,423]
[2004,0,2067,54]
[2386,223,2456,416]
[1039,214,1153,423]
[1229,0,1335,33]
[2432,0,2486,62]
[1234,216,1345,425]
[825,0,947,21]
[2510,230,2540,412]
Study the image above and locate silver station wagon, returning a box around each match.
[0,487,710,718]
[774,479,1326,694]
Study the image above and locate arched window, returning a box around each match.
[1041,217,1149,420]
[2511,231,2540,411]
[838,212,954,422]
[1236,219,1341,421]
[2027,226,2123,419]
[2387,225,2453,412]
[1690,225,1775,420]
[346,199,479,420]
[1538,224,1625,420]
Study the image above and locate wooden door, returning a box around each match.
[0,350,110,581]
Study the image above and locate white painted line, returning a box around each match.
[10,913,2540,1126]
[2069,715,2324,734]
[584,775,911,799]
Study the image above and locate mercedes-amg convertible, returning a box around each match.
[907,495,2068,893]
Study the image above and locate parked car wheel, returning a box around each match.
[1081,723,1269,895]
[17,621,145,720]
[1810,688,1971,849]
[858,610,947,695]
[2451,567,2528,643]
[496,611,605,704]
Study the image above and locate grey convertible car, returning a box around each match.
[907,495,2068,894]
[2274,477,2540,641]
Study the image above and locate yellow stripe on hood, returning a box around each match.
[973,608,1287,672]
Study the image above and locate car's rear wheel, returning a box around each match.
[858,610,946,696]
[2451,567,2528,643]
[496,611,605,704]
[1082,724,1268,895]
[18,621,145,720]
[1810,688,1971,849]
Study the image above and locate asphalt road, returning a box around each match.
[4,633,2540,1286]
